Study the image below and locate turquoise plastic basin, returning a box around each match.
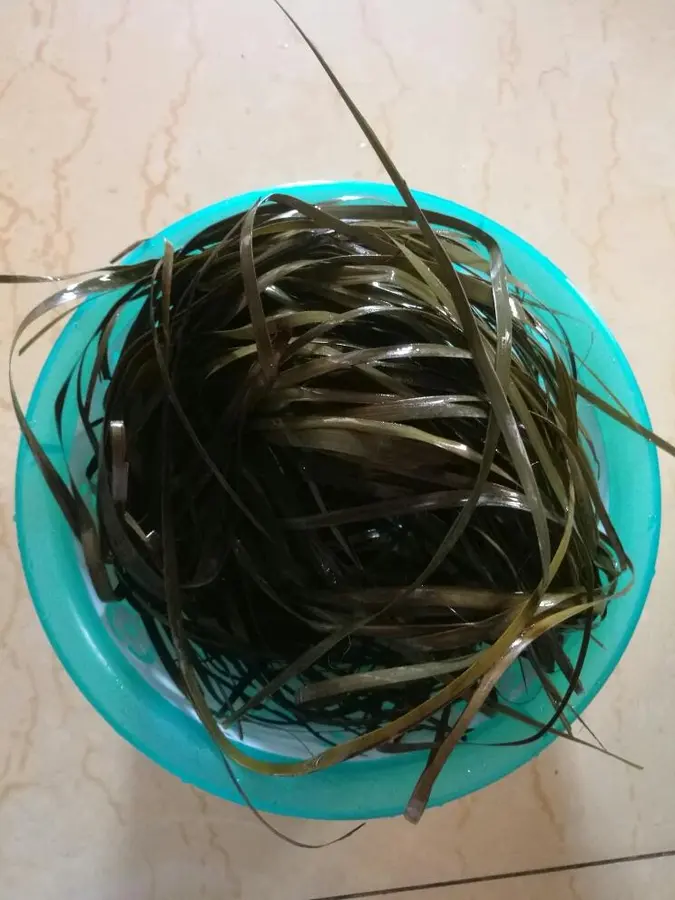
[15,181,660,819]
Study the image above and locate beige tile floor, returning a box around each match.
[2,0,675,897]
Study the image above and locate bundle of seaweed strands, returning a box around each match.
[6,3,673,829]
[9,189,651,823]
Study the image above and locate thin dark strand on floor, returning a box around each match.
[310,847,675,900]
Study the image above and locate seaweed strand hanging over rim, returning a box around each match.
[5,0,674,831]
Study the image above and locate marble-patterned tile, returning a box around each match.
[323,854,675,900]
[2,1,675,898]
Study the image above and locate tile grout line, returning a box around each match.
[310,848,675,900]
